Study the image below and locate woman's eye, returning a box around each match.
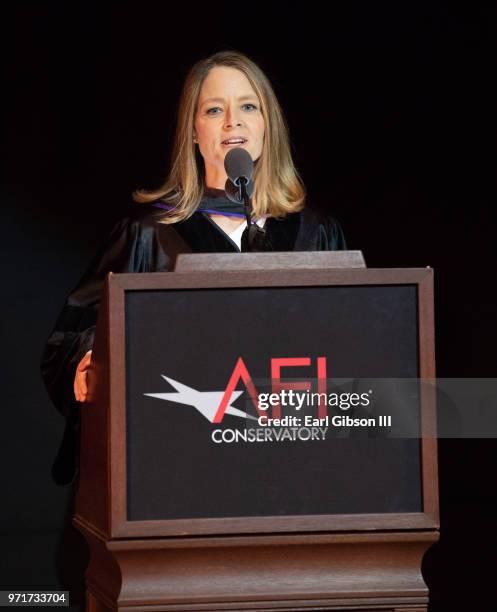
[206,104,258,115]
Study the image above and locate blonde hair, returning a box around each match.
[134,50,305,222]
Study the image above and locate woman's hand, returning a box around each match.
[74,350,92,403]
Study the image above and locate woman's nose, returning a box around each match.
[224,108,243,128]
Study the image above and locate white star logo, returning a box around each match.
[144,375,258,422]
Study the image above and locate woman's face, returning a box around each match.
[194,66,265,189]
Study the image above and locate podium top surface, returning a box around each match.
[174,250,366,272]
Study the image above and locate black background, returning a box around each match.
[125,286,420,520]
[2,1,495,610]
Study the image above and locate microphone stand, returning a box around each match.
[238,179,269,252]
[224,172,270,251]
[239,179,252,228]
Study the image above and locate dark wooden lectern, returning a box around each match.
[74,253,438,611]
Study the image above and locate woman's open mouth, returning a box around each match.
[221,138,248,148]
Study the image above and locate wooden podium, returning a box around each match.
[74,253,438,611]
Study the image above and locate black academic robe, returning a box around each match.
[40,202,346,485]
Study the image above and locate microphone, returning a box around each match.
[223,148,270,252]
[224,147,253,214]
[224,147,253,187]
[224,148,254,203]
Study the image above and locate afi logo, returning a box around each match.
[145,356,328,424]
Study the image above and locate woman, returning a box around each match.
[41,50,346,486]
